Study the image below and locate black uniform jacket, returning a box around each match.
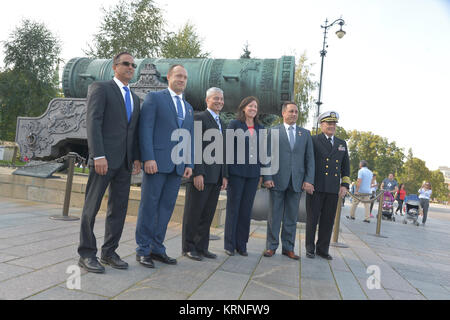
[311,133,350,194]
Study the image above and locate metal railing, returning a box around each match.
[331,190,387,247]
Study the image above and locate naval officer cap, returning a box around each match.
[319,111,339,123]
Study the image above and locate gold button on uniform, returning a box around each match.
[326,165,329,168]
[336,160,339,163]
[335,174,338,177]
[325,173,328,175]
[326,158,329,162]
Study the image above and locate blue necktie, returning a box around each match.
[215,116,222,132]
[175,96,184,127]
[123,86,132,123]
[288,126,295,150]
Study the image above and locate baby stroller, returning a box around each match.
[381,191,395,221]
[402,194,420,226]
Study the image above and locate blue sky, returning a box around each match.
[2,0,449,170]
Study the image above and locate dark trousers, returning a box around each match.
[182,182,221,253]
[135,170,181,256]
[224,175,259,252]
[420,198,430,224]
[305,191,338,255]
[395,200,404,213]
[78,161,131,259]
[266,178,301,252]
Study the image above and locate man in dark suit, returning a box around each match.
[181,87,228,261]
[78,52,141,273]
[136,65,194,267]
[305,111,350,260]
[263,102,315,260]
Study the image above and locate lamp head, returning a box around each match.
[336,27,346,39]
[336,21,346,39]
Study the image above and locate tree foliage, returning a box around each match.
[240,42,251,59]
[398,156,431,194]
[0,19,61,141]
[3,19,61,84]
[161,22,209,58]
[346,130,405,181]
[294,52,317,126]
[85,0,165,58]
[429,170,449,201]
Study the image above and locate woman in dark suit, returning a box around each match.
[224,96,264,256]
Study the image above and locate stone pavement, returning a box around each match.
[0,195,449,300]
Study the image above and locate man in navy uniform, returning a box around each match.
[305,111,350,260]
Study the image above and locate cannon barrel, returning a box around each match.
[16,57,295,161]
[63,56,295,114]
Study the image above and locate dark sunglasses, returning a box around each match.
[117,61,137,69]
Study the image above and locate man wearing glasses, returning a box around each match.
[78,52,141,273]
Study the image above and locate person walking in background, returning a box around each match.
[381,173,398,195]
[263,102,315,260]
[347,160,373,223]
[418,182,432,225]
[369,173,378,218]
[349,181,355,203]
[181,87,228,261]
[395,183,407,215]
[78,52,141,274]
[224,96,264,257]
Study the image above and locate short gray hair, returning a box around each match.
[206,87,223,98]
[360,160,368,167]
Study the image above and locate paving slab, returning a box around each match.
[0,196,449,300]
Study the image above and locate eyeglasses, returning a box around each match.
[117,61,137,69]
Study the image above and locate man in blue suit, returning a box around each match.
[136,64,194,267]
[263,102,315,260]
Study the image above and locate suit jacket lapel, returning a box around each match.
[279,124,291,151]
[110,80,128,124]
[164,89,179,127]
[319,133,333,154]
[129,90,140,125]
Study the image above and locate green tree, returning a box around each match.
[429,170,449,202]
[0,19,61,141]
[85,0,165,58]
[346,130,404,180]
[240,41,251,59]
[398,157,430,194]
[161,22,209,58]
[294,52,317,126]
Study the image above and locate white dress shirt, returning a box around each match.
[113,77,134,112]
[324,134,334,146]
[168,87,185,118]
[283,122,296,145]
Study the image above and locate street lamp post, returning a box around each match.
[315,18,346,134]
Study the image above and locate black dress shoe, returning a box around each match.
[237,250,248,256]
[100,253,128,269]
[202,251,217,259]
[306,251,315,259]
[150,253,177,265]
[224,249,235,256]
[78,257,105,274]
[136,254,155,268]
[316,252,333,260]
[183,251,203,261]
